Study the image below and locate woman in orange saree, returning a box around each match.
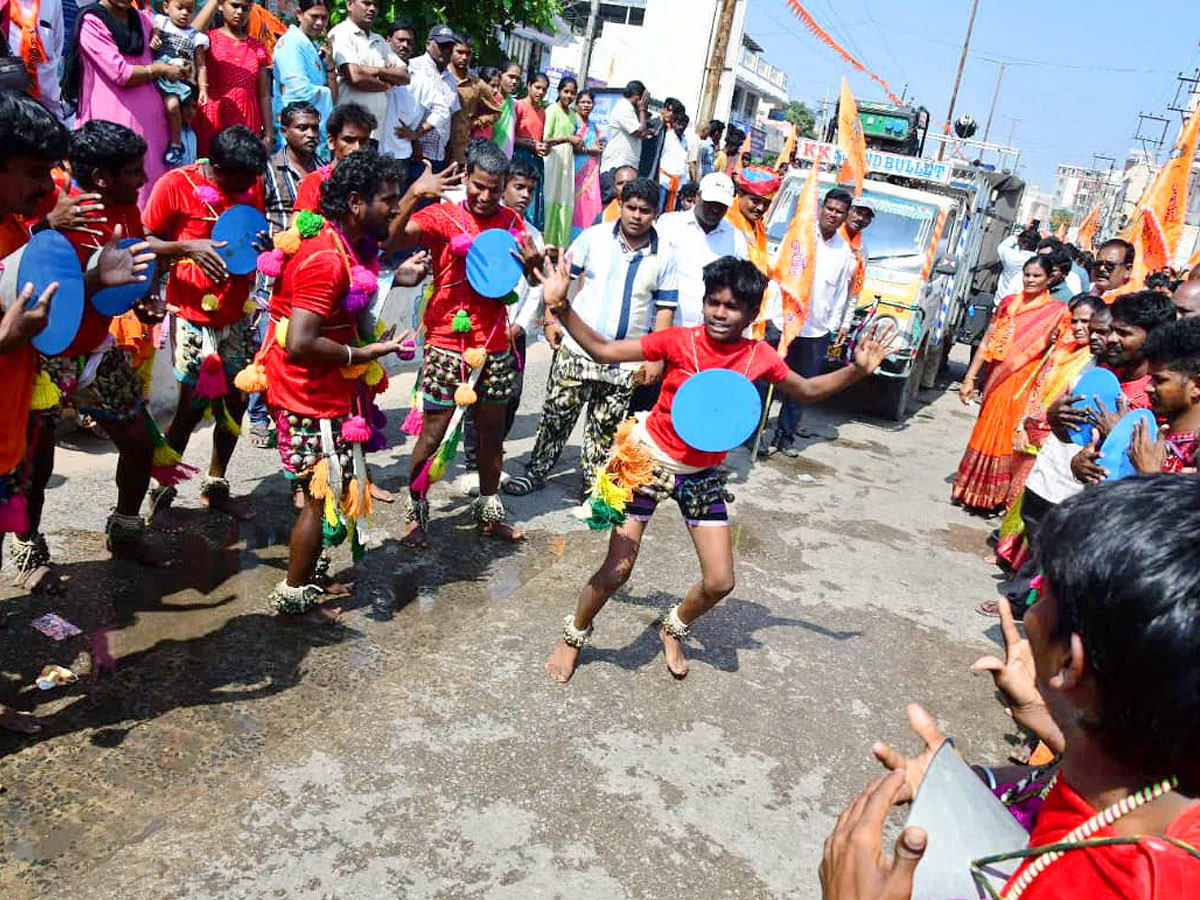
[953,256,1071,512]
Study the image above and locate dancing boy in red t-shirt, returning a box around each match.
[388,140,541,547]
[536,254,893,684]
[143,125,268,518]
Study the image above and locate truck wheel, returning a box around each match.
[881,341,927,421]
[920,341,940,389]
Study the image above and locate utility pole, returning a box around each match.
[698,0,738,126]
[939,0,980,161]
[576,0,601,88]
[982,59,1007,144]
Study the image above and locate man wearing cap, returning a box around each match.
[726,165,780,276]
[405,25,462,174]
[841,194,875,307]
[656,172,748,329]
[327,0,409,140]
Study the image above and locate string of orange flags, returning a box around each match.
[783,0,905,107]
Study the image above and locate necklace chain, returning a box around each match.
[1004,775,1179,899]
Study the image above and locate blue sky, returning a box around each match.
[743,0,1200,190]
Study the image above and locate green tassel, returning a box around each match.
[451,309,472,333]
[294,210,325,238]
[219,403,242,437]
[322,515,348,547]
[351,527,365,563]
[428,420,463,482]
[145,410,184,466]
[585,497,627,532]
[501,290,519,306]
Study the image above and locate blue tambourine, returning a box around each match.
[1097,409,1158,481]
[18,230,85,355]
[466,228,523,299]
[211,204,270,276]
[671,369,763,453]
[90,237,155,317]
[1067,367,1123,445]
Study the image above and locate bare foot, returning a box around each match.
[300,604,343,625]
[399,521,428,549]
[0,705,44,734]
[203,492,257,521]
[320,581,353,597]
[545,640,581,684]
[19,565,68,596]
[480,521,525,542]
[369,483,395,503]
[659,628,689,679]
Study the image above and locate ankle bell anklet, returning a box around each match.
[562,615,593,648]
[660,604,691,640]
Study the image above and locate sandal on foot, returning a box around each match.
[247,423,273,449]
[502,474,542,497]
[9,534,67,595]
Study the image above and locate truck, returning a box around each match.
[764,138,1024,420]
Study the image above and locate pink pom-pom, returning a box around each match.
[340,414,372,443]
[511,226,529,243]
[350,264,378,295]
[344,288,371,314]
[450,232,474,257]
[193,353,228,400]
[398,340,416,361]
[365,426,388,452]
[194,184,220,204]
[257,249,285,277]
[0,495,29,535]
[152,460,199,487]
[410,462,431,497]
[401,406,424,436]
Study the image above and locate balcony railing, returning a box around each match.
[738,47,787,90]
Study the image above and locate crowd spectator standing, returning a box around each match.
[7,0,65,117]
[378,19,418,171]
[405,24,460,173]
[270,0,334,152]
[195,0,271,155]
[599,79,649,178]
[327,0,406,142]
[512,70,548,229]
[445,34,498,167]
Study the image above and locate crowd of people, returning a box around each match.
[3,3,1200,897]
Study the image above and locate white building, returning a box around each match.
[550,0,788,133]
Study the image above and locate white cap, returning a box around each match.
[699,172,735,207]
[851,195,877,212]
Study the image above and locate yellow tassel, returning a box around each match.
[29,370,61,411]
[363,359,384,386]
[153,443,183,467]
[373,318,388,339]
[201,293,220,311]
[462,347,487,369]
[308,457,329,499]
[203,405,214,420]
[275,317,290,348]
[323,492,338,527]
[273,228,302,254]
[220,404,242,437]
[233,362,268,393]
[342,478,362,520]
[593,467,633,511]
[340,362,369,379]
[243,299,259,316]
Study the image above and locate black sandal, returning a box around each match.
[502,474,543,497]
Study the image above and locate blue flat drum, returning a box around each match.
[17,230,85,355]
[466,228,523,299]
[671,369,762,453]
[90,237,156,316]
[212,204,270,276]
[1067,368,1123,445]
[1098,408,1158,481]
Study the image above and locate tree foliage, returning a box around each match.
[328,0,564,60]
[783,101,816,138]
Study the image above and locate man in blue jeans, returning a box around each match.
[765,187,856,457]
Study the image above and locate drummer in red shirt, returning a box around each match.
[142,124,268,518]
[387,140,541,548]
[535,254,893,684]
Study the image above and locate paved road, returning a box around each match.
[0,343,1016,899]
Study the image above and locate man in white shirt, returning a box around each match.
[380,19,420,167]
[770,186,856,456]
[600,79,650,175]
[328,0,408,139]
[405,24,461,172]
[656,172,748,328]
[656,97,688,212]
[6,0,63,118]
[996,227,1039,302]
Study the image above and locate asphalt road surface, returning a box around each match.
[0,342,1018,899]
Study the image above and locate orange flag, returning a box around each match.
[1076,205,1100,251]
[1115,207,1170,297]
[1141,105,1200,257]
[769,162,821,354]
[775,123,798,170]
[733,128,753,175]
[836,77,867,196]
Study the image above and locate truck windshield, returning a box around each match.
[766,185,941,275]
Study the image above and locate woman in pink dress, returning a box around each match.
[61,0,180,206]
[196,0,272,157]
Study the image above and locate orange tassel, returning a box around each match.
[233,362,268,394]
[308,457,329,499]
[342,478,362,519]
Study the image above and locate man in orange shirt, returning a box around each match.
[600,165,637,224]
[841,195,874,303]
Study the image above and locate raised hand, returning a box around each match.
[97,225,155,289]
[531,249,571,313]
[410,161,464,200]
[0,280,57,353]
[820,771,927,900]
[1129,418,1166,475]
[513,232,544,276]
[852,321,898,374]
[869,703,947,804]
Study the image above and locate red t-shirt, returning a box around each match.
[0,216,34,474]
[292,165,332,216]
[411,200,525,353]
[63,197,146,356]
[142,163,264,328]
[1009,779,1200,899]
[640,326,790,469]
[264,228,356,418]
[515,97,546,142]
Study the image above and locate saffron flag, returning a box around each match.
[1141,105,1200,258]
[776,124,798,170]
[836,78,867,196]
[1076,205,1100,251]
[769,163,821,354]
[1115,207,1170,297]
[784,0,903,106]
